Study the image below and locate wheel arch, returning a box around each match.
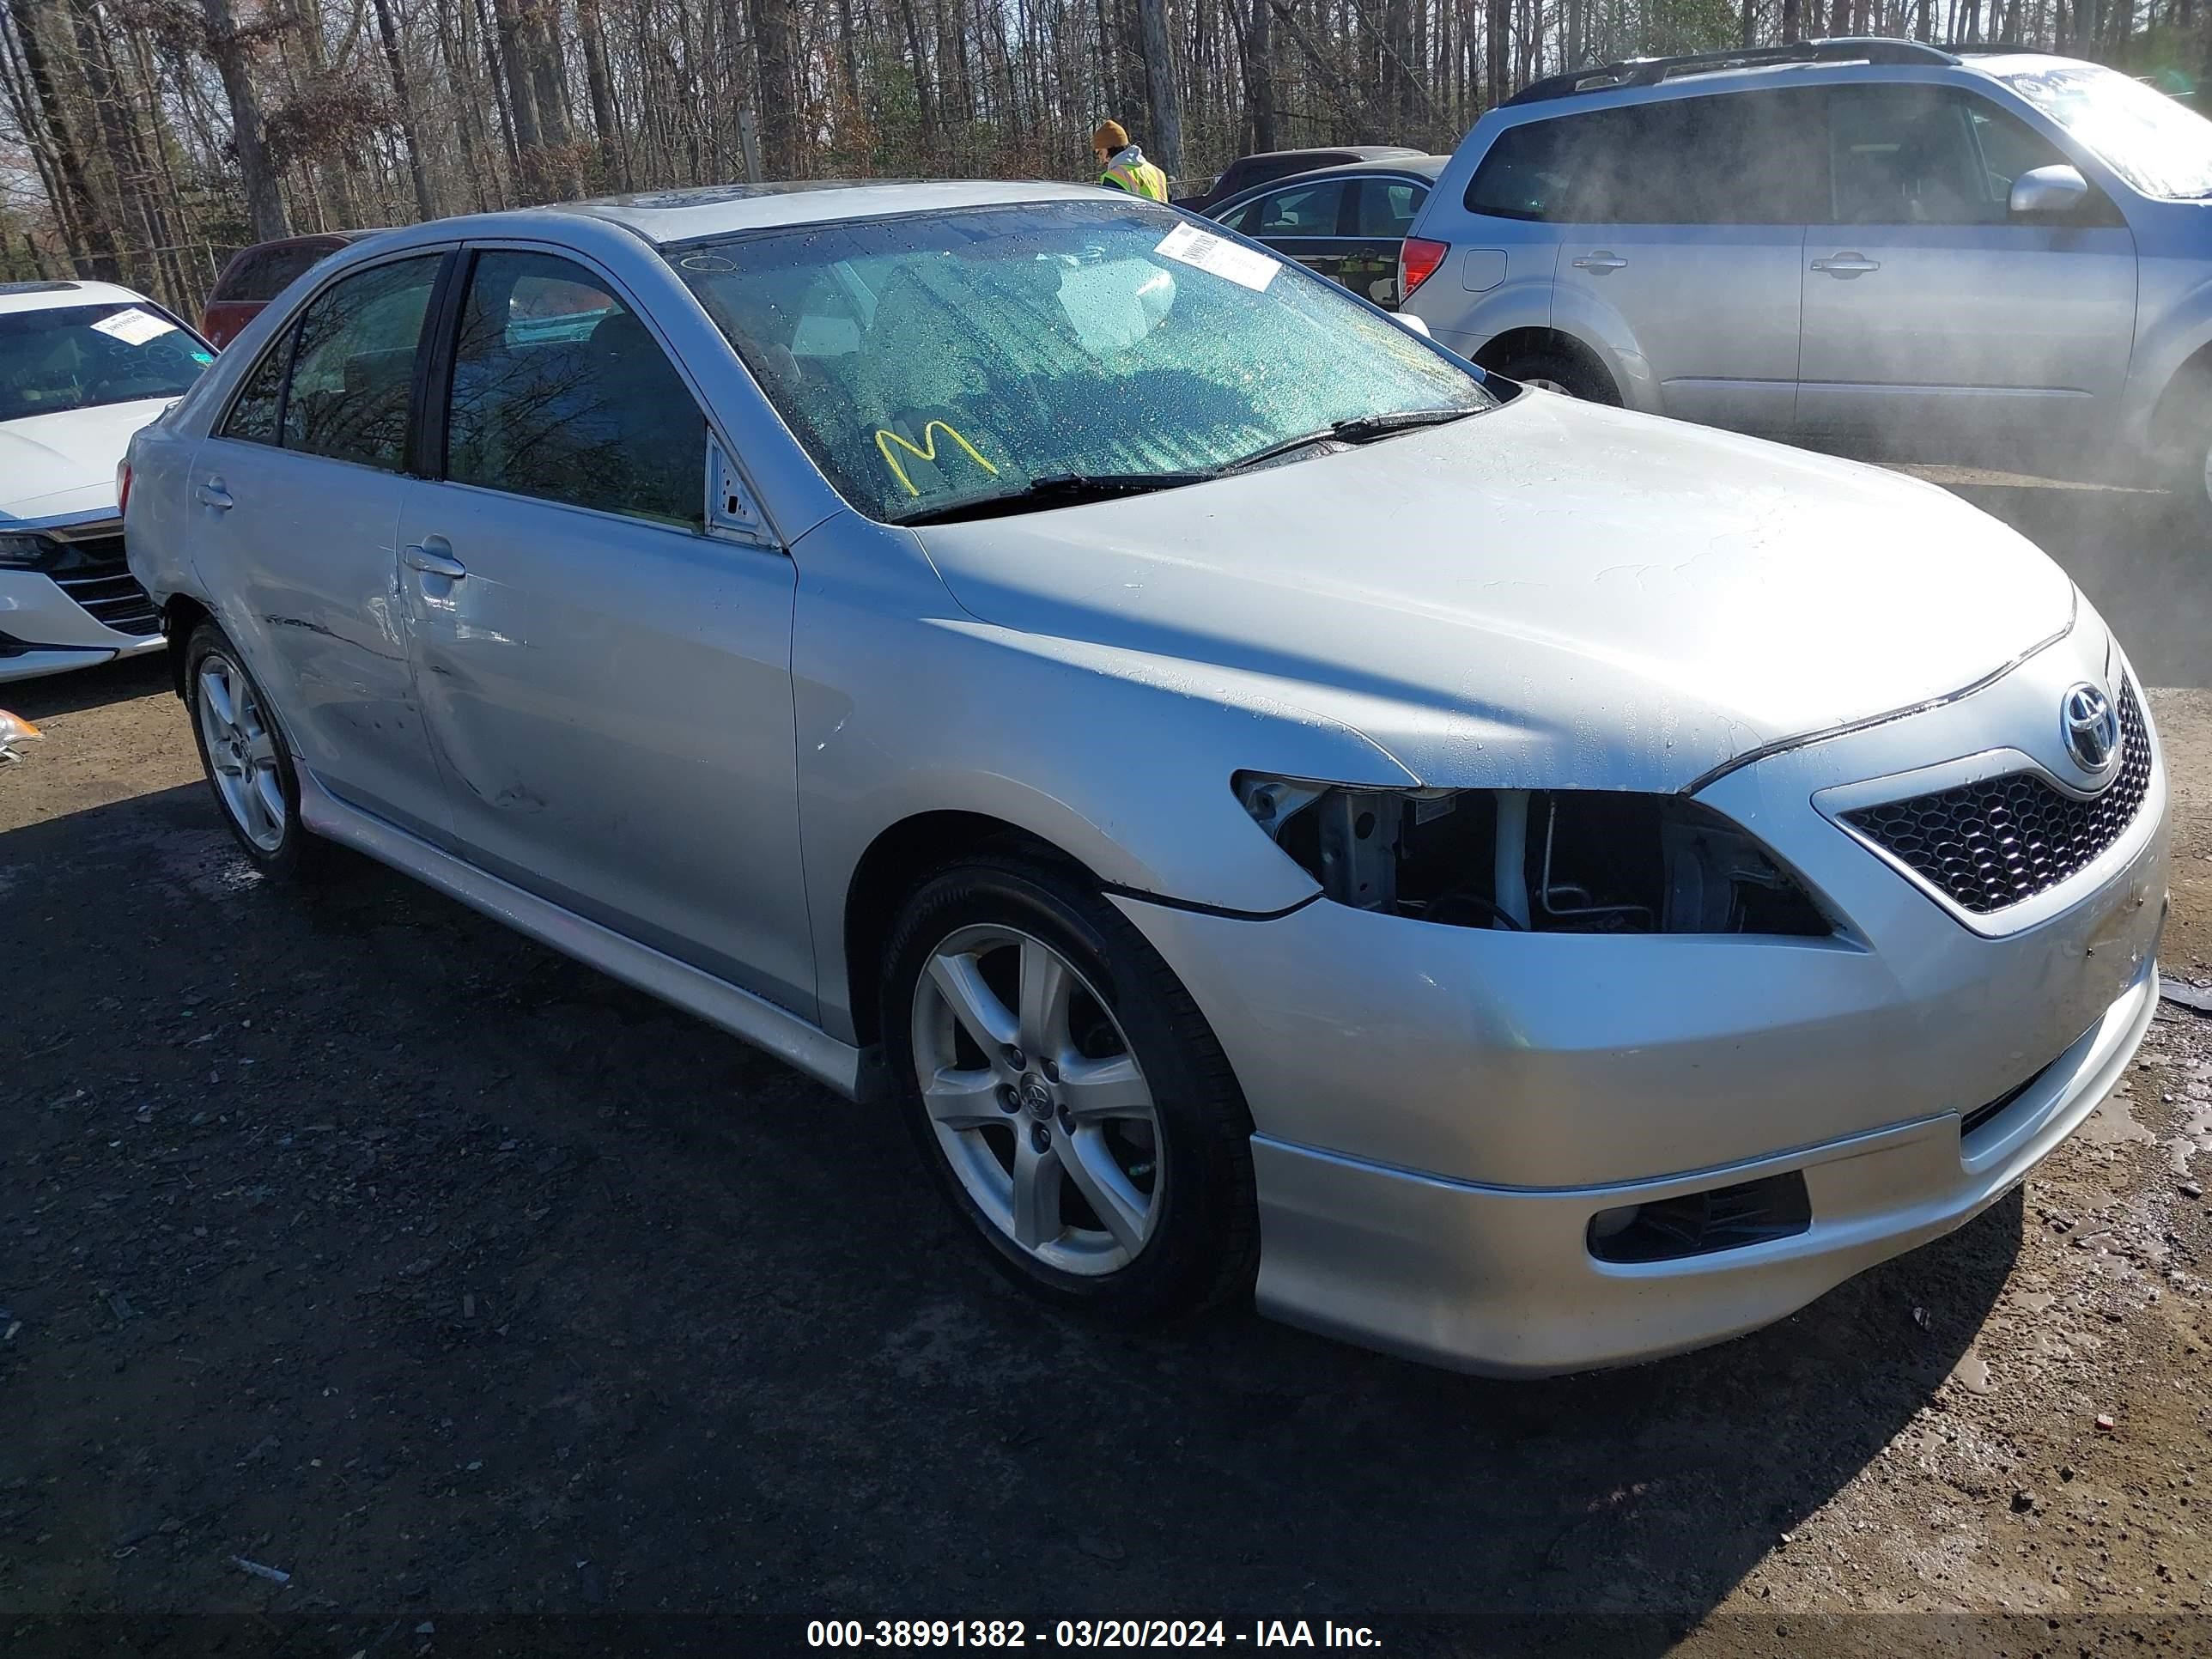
[1473,325,1622,402]
[842,810,1091,1048]
[161,593,214,702]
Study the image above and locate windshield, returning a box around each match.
[0,301,210,423]
[668,199,1491,524]
[2002,63,2212,199]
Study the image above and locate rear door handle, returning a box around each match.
[403,539,467,581]
[1571,252,1628,273]
[195,479,233,510]
[1811,253,1882,277]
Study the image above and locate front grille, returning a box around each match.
[49,533,159,636]
[1844,681,2152,915]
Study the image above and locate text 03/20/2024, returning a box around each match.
[805,1621,1382,1648]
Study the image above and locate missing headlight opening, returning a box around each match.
[1235,777,1830,937]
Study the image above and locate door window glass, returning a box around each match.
[1250,180,1346,235]
[1354,179,1427,236]
[220,329,291,443]
[1829,86,2015,224]
[280,254,442,471]
[444,251,705,529]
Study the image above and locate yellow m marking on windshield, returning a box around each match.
[875,421,1001,497]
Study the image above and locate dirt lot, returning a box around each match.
[2,483,2209,1657]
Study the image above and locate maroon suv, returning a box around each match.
[200,230,386,349]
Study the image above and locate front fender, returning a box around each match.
[790,515,1419,1041]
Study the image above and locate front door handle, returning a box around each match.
[403,538,467,581]
[1571,252,1628,273]
[195,479,233,510]
[1811,253,1882,277]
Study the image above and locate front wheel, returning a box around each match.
[882,854,1257,1322]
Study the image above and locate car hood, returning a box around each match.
[910,394,2079,793]
[0,398,173,524]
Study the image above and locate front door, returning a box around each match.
[1796,83,2138,460]
[395,247,814,1015]
[1547,87,1824,433]
[186,250,454,844]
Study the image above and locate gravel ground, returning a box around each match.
[1,487,2208,1656]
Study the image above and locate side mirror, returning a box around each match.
[1396,312,1433,338]
[2009,163,2089,217]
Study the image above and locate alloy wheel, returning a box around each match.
[910,924,1163,1275]
[196,653,286,854]
[1524,376,1573,395]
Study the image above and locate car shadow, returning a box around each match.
[0,781,2019,1635]
[2,651,171,723]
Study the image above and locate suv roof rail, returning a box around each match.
[1503,35,1960,106]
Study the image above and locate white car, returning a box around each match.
[1,278,212,682]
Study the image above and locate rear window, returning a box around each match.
[214,243,336,304]
[1467,90,1825,224]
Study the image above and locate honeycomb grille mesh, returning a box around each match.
[1844,682,2152,915]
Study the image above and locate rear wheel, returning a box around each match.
[185,622,322,878]
[1487,347,1620,405]
[883,854,1257,1322]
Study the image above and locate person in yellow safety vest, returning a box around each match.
[1091,121,1168,202]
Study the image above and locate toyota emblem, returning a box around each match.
[2061,682,2120,774]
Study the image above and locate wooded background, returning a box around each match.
[2,0,2205,315]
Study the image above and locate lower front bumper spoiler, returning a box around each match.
[1249,958,2159,1377]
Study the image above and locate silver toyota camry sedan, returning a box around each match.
[124,180,2169,1376]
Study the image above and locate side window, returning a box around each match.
[1829,86,2009,225]
[1354,178,1427,237]
[1251,180,1346,235]
[281,255,443,471]
[445,250,706,529]
[220,329,292,443]
[1466,118,1579,220]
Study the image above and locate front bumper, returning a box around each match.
[1109,630,2169,1375]
[0,521,165,683]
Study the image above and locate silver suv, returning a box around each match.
[1401,40,2212,513]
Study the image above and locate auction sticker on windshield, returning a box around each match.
[88,307,174,346]
[1154,222,1278,292]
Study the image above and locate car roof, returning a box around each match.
[1231,144,1427,163]
[0,278,157,315]
[547,178,1116,246]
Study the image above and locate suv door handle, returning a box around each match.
[1571,252,1628,273]
[195,479,234,510]
[1812,253,1882,277]
[403,539,467,581]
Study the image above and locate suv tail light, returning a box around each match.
[1399,237,1449,300]
[116,459,131,518]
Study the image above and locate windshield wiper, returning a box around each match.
[1221,406,1480,473]
[896,471,1214,526]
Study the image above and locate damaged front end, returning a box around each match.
[1235,775,1830,937]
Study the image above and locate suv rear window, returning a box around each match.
[213,243,333,304]
[1467,90,1825,224]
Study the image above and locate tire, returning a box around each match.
[183,621,324,879]
[1487,347,1620,406]
[882,852,1257,1322]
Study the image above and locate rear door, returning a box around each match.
[1215,179,1355,287]
[1796,83,2137,459]
[187,249,455,843]
[1548,88,1822,432]
[393,246,813,1014]
[1346,173,1432,308]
